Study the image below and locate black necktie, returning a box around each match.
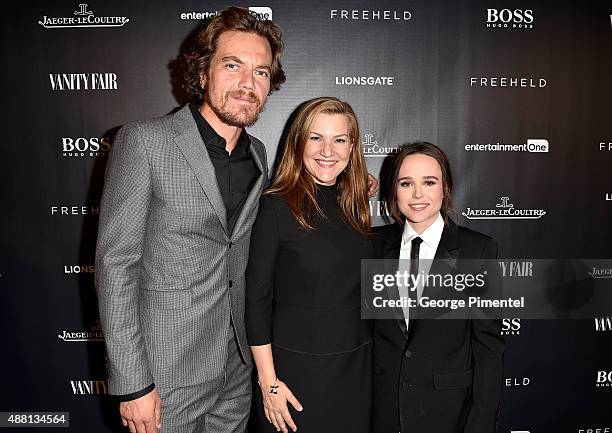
[410,237,423,276]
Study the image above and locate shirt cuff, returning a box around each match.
[115,383,155,402]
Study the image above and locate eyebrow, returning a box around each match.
[309,132,350,138]
[220,56,271,71]
[397,175,440,181]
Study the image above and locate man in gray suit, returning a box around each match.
[95,7,286,433]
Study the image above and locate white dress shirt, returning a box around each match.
[398,213,445,327]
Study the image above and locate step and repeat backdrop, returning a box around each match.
[1,0,612,432]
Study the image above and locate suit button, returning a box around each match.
[228,241,233,249]
[402,381,412,390]
[229,280,233,288]
[404,350,412,358]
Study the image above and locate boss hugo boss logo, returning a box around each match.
[39,3,129,29]
[486,9,534,29]
[62,137,111,157]
[596,371,612,388]
[501,318,521,336]
[49,73,118,91]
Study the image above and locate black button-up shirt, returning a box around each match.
[189,101,260,235]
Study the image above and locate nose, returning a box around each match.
[319,138,333,158]
[238,69,255,90]
[412,184,423,198]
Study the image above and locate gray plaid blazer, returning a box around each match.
[95,105,268,395]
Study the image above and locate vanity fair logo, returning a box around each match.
[485,9,534,29]
[180,6,272,20]
[498,261,533,277]
[51,205,99,216]
[465,139,548,153]
[362,134,401,158]
[70,379,108,395]
[369,200,390,218]
[501,318,521,335]
[62,137,111,157]
[470,77,547,88]
[462,197,546,220]
[589,267,612,279]
[64,265,94,274]
[39,4,129,29]
[595,317,612,332]
[505,377,530,387]
[330,9,412,20]
[58,321,103,343]
[335,76,394,86]
[595,371,612,388]
[49,73,118,91]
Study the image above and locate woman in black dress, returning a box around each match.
[246,97,373,433]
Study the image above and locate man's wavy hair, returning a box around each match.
[182,6,286,101]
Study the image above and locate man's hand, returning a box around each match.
[120,388,162,433]
[367,173,379,198]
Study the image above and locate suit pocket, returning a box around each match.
[433,368,473,390]
[140,289,192,310]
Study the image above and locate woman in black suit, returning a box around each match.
[372,142,505,433]
[245,97,374,433]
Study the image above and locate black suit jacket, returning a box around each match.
[371,220,504,433]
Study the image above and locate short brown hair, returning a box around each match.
[387,142,456,226]
[182,6,286,101]
[267,97,371,234]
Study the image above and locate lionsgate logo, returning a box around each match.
[595,371,612,388]
[62,137,111,157]
[64,264,94,274]
[588,267,612,279]
[485,9,534,29]
[330,9,412,21]
[39,3,129,29]
[70,379,108,395]
[49,73,118,91]
[595,317,612,332]
[501,318,521,335]
[505,377,531,387]
[180,6,273,20]
[362,134,401,158]
[462,197,546,220]
[335,76,394,86]
[465,139,549,153]
[51,205,99,216]
[58,320,103,343]
[470,77,546,88]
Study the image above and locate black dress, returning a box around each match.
[246,184,373,433]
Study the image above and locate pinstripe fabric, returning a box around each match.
[95,105,268,395]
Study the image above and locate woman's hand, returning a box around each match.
[259,378,303,433]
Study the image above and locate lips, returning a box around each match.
[409,203,429,211]
[315,159,337,168]
[228,90,259,104]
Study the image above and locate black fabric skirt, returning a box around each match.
[254,343,372,433]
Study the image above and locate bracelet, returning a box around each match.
[258,378,280,394]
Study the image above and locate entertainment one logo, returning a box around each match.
[335,76,394,86]
[505,377,530,387]
[330,9,412,20]
[470,77,546,88]
[362,133,401,158]
[39,4,129,29]
[462,197,546,220]
[58,321,103,343]
[49,73,117,91]
[51,206,99,216]
[180,6,273,20]
[501,318,521,335]
[64,264,94,274]
[595,317,612,332]
[62,137,111,157]
[485,9,534,29]
[70,379,108,395]
[465,139,549,153]
[588,267,612,279]
[595,371,612,388]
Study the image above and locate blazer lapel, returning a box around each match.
[231,141,266,239]
[172,105,228,236]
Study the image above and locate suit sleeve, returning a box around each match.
[245,196,280,346]
[95,123,154,396]
[465,238,505,433]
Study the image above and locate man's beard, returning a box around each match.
[205,89,263,128]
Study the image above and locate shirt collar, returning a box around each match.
[401,213,444,248]
[188,101,251,154]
